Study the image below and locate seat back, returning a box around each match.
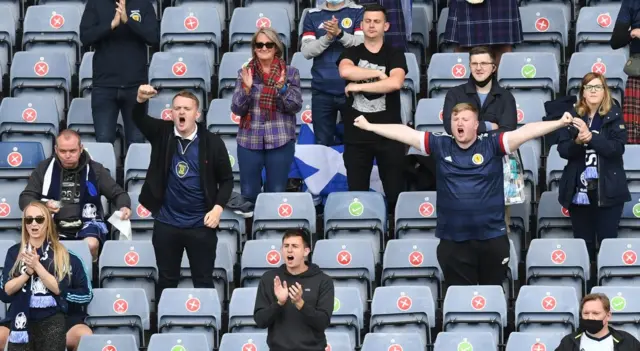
[361,332,426,351]
[434,332,497,351]
[545,145,566,191]
[78,52,93,96]
[147,95,174,120]
[290,51,312,90]
[515,285,579,334]
[160,6,222,64]
[217,52,252,98]
[0,188,24,242]
[148,333,210,351]
[77,334,138,351]
[0,5,16,74]
[618,193,640,233]
[591,286,640,336]
[330,286,364,348]
[623,145,640,192]
[517,4,568,64]
[325,331,351,351]
[219,333,268,351]
[207,98,239,136]
[124,143,151,191]
[228,287,258,332]
[505,332,564,351]
[497,52,560,102]
[597,238,640,286]
[148,51,212,108]
[575,4,622,53]
[228,7,291,55]
[240,238,282,287]
[414,98,445,134]
[537,191,573,238]
[179,241,233,305]
[566,52,627,102]
[515,97,545,125]
[0,96,59,157]
[427,53,469,98]
[22,4,82,65]
[82,142,116,180]
[66,97,97,137]
[252,192,316,240]
[394,191,438,238]
[0,141,46,180]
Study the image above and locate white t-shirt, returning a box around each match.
[579,332,614,351]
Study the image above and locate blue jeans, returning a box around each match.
[311,89,347,146]
[237,141,295,203]
[92,86,145,148]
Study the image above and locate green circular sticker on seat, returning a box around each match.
[229,154,235,167]
[171,346,186,351]
[521,64,537,78]
[611,296,626,311]
[457,341,473,351]
[333,297,341,312]
[349,200,364,217]
[633,203,640,218]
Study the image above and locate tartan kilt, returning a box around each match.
[444,0,523,47]
[623,76,640,144]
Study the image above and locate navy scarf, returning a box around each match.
[573,114,604,205]
[9,242,58,344]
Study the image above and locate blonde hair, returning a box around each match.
[452,102,479,118]
[10,202,70,281]
[576,72,613,117]
[251,27,285,60]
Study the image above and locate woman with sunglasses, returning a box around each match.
[231,27,303,211]
[557,72,631,261]
[1,202,75,351]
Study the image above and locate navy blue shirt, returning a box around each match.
[156,129,208,228]
[421,131,509,241]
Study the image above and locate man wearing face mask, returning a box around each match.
[555,293,640,351]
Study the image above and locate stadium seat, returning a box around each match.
[148,51,212,110]
[126,191,155,241]
[427,53,469,98]
[62,240,93,281]
[325,331,351,351]
[497,52,560,103]
[519,0,571,24]
[519,145,539,206]
[402,53,420,126]
[0,5,15,76]
[86,288,151,347]
[505,332,565,351]
[591,286,640,339]
[244,0,295,29]
[575,4,625,55]
[313,239,375,307]
[381,238,442,305]
[221,139,240,192]
[77,334,138,351]
[217,208,245,263]
[537,191,573,238]
[228,287,259,333]
[442,285,507,344]
[516,4,568,65]
[295,98,312,134]
[124,143,151,193]
[361,332,426,351]
[436,8,454,53]
[0,188,25,242]
[329,286,364,348]
[370,286,435,346]
[526,238,590,299]
[515,97,546,125]
[434,332,497,351]
[394,191,438,239]
[240,238,282,287]
[598,238,640,286]
[157,289,221,349]
[515,285,579,334]
[0,96,59,157]
[0,239,17,271]
[0,141,46,183]
[324,191,386,264]
[173,0,226,25]
[148,333,209,351]
[207,98,239,138]
[217,52,252,99]
[567,52,627,104]
[78,52,93,97]
[290,52,312,102]
[179,242,233,305]
[228,7,291,59]
[67,97,125,158]
[619,196,640,238]
[508,202,530,262]
[82,142,117,180]
[623,145,640,192]
[506,240,520,299]
[147,95,174,121]
[218,332,268,351]
[10,51,71,118]
[410,5,430,65]
[160,6,222,66]
[545,145,565,191]
[414,98,445,134]
[99,241,159,311]
[252,192,316,241]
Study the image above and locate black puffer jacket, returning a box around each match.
[554,327,640,351]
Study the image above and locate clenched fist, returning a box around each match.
[137,84,157,103]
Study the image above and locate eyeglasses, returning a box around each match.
[255,42,275,49]
[470,62,494,68]
[24,216,45,225]
[584,84,604,92]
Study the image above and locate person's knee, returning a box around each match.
[66,324,92,351]
[0,326,9,351]
[84,237,100,259]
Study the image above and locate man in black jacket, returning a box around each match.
[254,230,334,351]
[19,130,131,259]
[80,0,158,149]
[555,293,640,351]
[135,85,234,302]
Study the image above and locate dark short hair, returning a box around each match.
[282,229,310,248]
[582,293,611,314]
[363,3,387,21]
[172,90,200,110]
[469,46,496,63]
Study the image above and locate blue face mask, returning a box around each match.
[325,0,344,4]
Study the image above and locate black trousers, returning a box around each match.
[343,139,405,210]
[437,235,510,291]
[8,313,66,351]
[152,220,218,300]
[569,203,624,261]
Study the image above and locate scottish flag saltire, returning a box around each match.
[289,124,384,197]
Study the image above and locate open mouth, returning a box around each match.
[286,255,294,263]
[457,128,464,134]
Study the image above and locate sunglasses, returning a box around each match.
[255,42,275,49]
[24,216,45,225]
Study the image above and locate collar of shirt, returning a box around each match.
[174,124,198,140]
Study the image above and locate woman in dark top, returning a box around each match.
[557,73,631,261]
[610,0,640,144]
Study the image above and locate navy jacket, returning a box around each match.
[557,104,631,208]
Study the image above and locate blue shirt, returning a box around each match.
[478,92,488,107]
[156,129,208,228]
[421,131,509,241]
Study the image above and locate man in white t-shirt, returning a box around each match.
[555,293,640,351]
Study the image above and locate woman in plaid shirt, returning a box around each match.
[231,28,303,205]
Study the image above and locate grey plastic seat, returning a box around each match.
[62,240,93,281]
[86,288,151,347]
[427,53,469,98]
[497,52,560,103]
[527,238,590,299]
[207,98,238,138]
[328,286,364,348]
[519,145,538,206]
[160,6,222,66]
[361,332,426,351]
[623,145,640,192]
[617,194,640,236]
[0,141,46,182]
[228,287,259,333]
[290,52,312,102]
[515,285,579,334]
[147,95,174,120]
[223,139,240,192]
[370,286,436,346]
[67,97,125,153]
[442,285,507,345]
[324,191,386,264]
[545,145,565,191]
[325,331,351,351]
[10,51,71,118]
[598,238,640,286]
[157,289,221,349]
[394,191,438,239]
[240,238,282,287]
[410,5,430,65]
[516,97,546,125]
[575,4,625,55]
[179,242,233,305]
[77,334,138,351]
[78,52,93,97]
[219,332,268,351]
[244,0,295,29]
[434,332,497,351]
[591,286,640,338]
[218,52,252,99]
[0,5,16,75]
[124,143,151,193]
[537,191,573,238]
[124,191,155,241]
[0,188,25,242]
[381,238,442,305]
[228,7,291,59]
[414,98,445,134]
[217,208,245,264]
[567,52,627,104]
[0,96,59,158]
[505,332,565,351]
[82,142,116,180]
[402,53,420,126]
[98,241,159,311]
[148,333,209,351]
[252,192,316,241]
[294,98,312,134]
[516,4,568,65]
[436,8,454,53]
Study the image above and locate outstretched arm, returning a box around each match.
[505,112,573,152]
[353,116,423,150]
